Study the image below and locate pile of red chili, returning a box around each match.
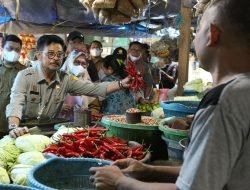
[43,127,147,161]
[125,61,145,92]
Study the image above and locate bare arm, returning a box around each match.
[112,158,180,183]
[145,165,180,183]
[117,176,178,190]
[8,116,29,138]
[90,165,179,190]
[160,70,176,83]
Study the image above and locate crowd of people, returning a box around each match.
[89,0,250,189]
[0,0,249,189]
[0,31,179,137]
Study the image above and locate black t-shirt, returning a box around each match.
[87,60,99,82]
[159,63,178,89]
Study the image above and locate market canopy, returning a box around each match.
[0,0,195,37]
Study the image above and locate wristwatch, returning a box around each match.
[8,124,18,131]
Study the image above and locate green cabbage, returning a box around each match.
[174,96,201,101]
[0,144,21,170]
[0,167,10,184]
[17,151,45,166]
[15,134,51,152]
[0,135,15,147]
[10,164,33,185]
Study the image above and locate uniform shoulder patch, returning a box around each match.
[69,75,79,81]
[22,67,35,76]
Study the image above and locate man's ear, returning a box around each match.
[35,51,41,60]
[207,23,220,46]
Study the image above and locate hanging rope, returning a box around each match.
[15,0,20,21]
[146,0,151,40]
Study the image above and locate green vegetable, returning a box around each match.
[0,144,21,170]
[0,167,10,184]
[0,135,15,147]
[17,151,45,166]
[174,96,200,101]
[10,164,33,185]
[15,134,51,152]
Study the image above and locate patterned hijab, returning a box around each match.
[60,49,86,73]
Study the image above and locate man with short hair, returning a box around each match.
[89,40,105,80]
[66,31,99,82]
[0,34,26,137]
[66,31,85,54]
[6,35,130,138]
[90,0,250,189]
[127,41,154,102]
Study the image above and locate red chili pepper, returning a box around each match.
[65,151,80,157]
[126,150,133,158]
[43,145,59,152]
[125,61,145,93]
[63,141,75,151]
[57,147,66,156]
[104,142,126,159]
[132,150,143,156]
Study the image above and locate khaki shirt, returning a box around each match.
[0,60,26,132]
[6,63,109,121]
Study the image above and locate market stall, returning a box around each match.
[0,0,203,189]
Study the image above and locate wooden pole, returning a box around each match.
[177,0,192,96]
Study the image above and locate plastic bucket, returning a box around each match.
[159,117,189,141]
[161,135,185,161]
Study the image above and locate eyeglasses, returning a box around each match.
[74,60,89,67]
[44,51,64,59]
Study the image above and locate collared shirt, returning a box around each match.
[6,63,109,121]
[176,73,250,190]
[0,60,26,132]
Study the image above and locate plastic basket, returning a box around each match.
[28,157,111,190]
[162,135,185,161]
[159,117,189,141]
[183,89,199,96]
[160,100,200,118]
[0,184,38,190]
[101,116,167,160]
[101,116,161,146]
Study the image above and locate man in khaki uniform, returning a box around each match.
[0,35,26,137]
[6,35,130,138]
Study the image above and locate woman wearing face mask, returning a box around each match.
[89,40,106,80]
[59,50,91,121]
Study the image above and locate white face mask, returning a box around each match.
[90,48,102,57]
[69,65,86,77]
[128,54,140,62]
[3,49,20,63]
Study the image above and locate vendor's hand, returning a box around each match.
[138,97,151,105]
[9,127,29,138]
[89,165,125,190]
[113,158,148,180]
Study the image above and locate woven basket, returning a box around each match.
[27,157,111,190]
